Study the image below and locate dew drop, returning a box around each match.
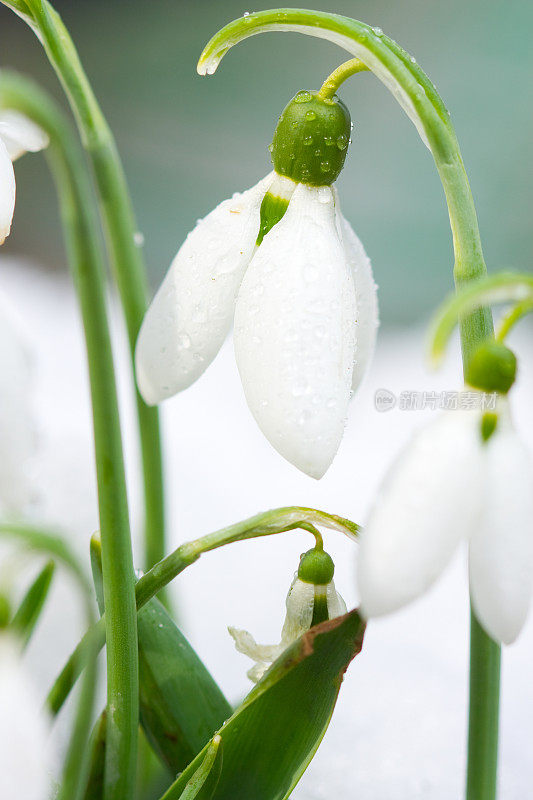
[305,110,316,121]
[336,134,348,151]
[295,91,312,104]
[410,55,417,64]
[372,26,383,36]
[292,121,298,128]
[268,143,274,152]
[177,332,191,350]
[323,136,335,147]
[133,231,144,247]
[320,161,331,173]
[303,135,313,146]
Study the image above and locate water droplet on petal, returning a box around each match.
[317,187,331,204]
[177,332,191,349]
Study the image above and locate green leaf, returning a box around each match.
[178,736,222,800]
[160,610,365,800]
[11,560,55,647]
[138,598,232,774]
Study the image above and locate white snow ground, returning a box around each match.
[1,259,532,798]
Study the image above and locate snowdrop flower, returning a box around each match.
[229,546,347,682]
[358,341,533,644]
[136,89,378,478]
[0,110,49,244]
[0,632,56,799]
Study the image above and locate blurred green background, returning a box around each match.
[1,0,531,323]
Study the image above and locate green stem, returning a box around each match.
[0,74,139,800]
[318,58,369,99]
[14,0,166,579]
[198,10,500,798]
[47,506,359,715]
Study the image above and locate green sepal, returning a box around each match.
[256,191,290,246]
[0,594,10,628]
[138,598,232,774]
[160,610,365,800]
[481,412,498,443]
[11,560,55,646]
[465,339,517,394]
[298,548,334,585]
[271,90,351,185]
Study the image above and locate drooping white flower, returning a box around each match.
[136,85,378,478]
[136,172,378,478]
[357,398,533,644]
[0,111,49,244]
[229,546,347,682]
[0,633,56,799]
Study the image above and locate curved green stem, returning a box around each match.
[47,506,359,715]
[0,521,97,800]
[199,10,498,798]
[497,298,533,341]
[5,0,167,580]
[318,58,368,99]
[0,73,138,800]
[430,271,533,363]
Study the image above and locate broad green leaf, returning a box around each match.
[161,610,365,800]
[11,560,55,647]
[138,599,232,773]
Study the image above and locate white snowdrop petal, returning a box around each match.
[281,578,315,643]
[358,409,484,617]
[326,580,347,618]
[335,204,379,392]
[0,635,54,800]
[227,626,283,662]
[0,111,49,161]
[469,416,533,644]
[234,184,356,479]
[0,140,15,245]
[0,290,36,513]
[135,173,273,404]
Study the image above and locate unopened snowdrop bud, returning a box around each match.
[271,90,351,186]
[229,545,346,682]
[465,339,517,395]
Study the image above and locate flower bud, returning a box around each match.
[466,340,517,395]
[270,90,351,186]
